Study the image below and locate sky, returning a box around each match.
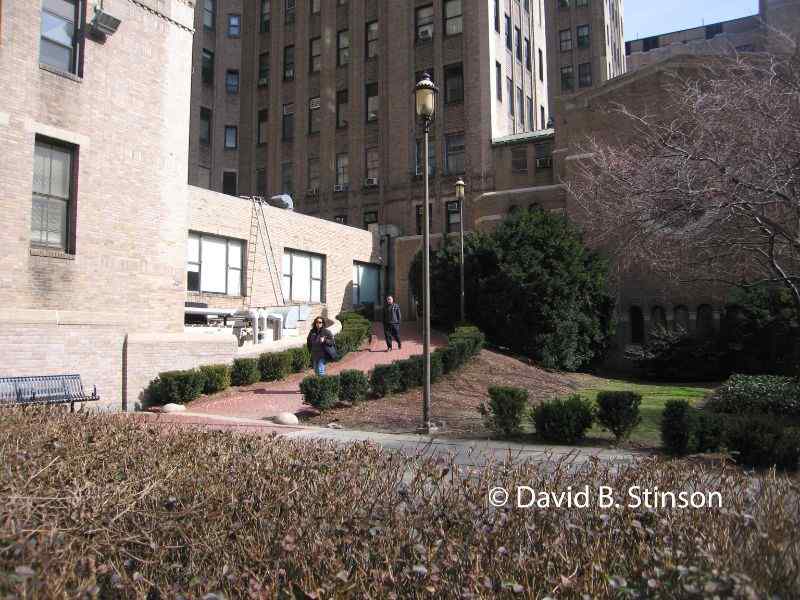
[624,0,760,41]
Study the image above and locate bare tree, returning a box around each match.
[566,51,800,312]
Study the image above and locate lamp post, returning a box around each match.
[455,179,465,324]
[415,73,437,432]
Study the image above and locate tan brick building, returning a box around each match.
[0,0,380,409]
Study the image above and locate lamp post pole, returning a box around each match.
[415,73,437,433]
[455,179,465,324]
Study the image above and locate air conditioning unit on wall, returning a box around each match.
[364,177,379,187]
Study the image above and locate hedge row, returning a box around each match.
[301,326,485,410]
[705,374,800,418]
[661,399,800,471]
[146,312,372,406]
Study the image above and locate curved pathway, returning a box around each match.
[185,322,446,421]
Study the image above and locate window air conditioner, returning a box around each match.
[333,184,349,193]
[364,177,379,187]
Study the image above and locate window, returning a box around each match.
[576,0,588,6]
[31,138,74,251]
[366,82,379,122]
[308,97,321,134]
[40,0,82,74]
[507,78,514,115]
[228,14,240,37]
[535,141,552,168]
[310,37,321,72]
[517,87,524,125]
[527,97,533,131]
[577,24,589,48]
[494,0,500,32]
[511,147,527,172]
[525,38,531,71]
[445,134,465,174]
[559,29,572,51]
[540,105,546,128]
[444,64,463,103]
[256,169,266,195]
[282,250,324,303]
[415,138,435,176]
[578,62,592,87]
[363,211,378,229]
[446,200,461,233]
[495,62,502,101]
[643,36,659,52]
[222,171,237,196]
[260,0,270,32]
[311,0,320,13]
[515,27,522,61]
[281,161,294,195]
[259,52,269,86]
[335,153,350,187]
[336,90,348,128]
[505,15,511,50]
[282,103,294,141]
[334,215,347,224]
[366,21,379,58]
[366,148,379,181]
[353,262,379,305]
[337,30,350,66]
[225,69,239,94]
[283,46,295,80]
[308,157,320,191]
[560,65,574,91]
[629,306,645,344]
[199,108,212,145]
[524,0,530,11]
[203,0,215,31]
[285,0,296,24]
[416,5,434,42]
[224,126,238,149]
[444,0,462,36]
[201,49,214,84]
[559,0,570,8]
[538,49,543,81]
[415,204,433,235]
[187,233,244,296]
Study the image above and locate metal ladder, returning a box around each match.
[245,197,285,307]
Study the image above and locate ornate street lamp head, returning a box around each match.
[455,179,465,200]
[414,73,438,122]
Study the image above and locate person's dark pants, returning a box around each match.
[384,323,401,349]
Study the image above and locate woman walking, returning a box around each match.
[307,316,335,376]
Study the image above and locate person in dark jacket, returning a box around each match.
[307,316,334,375]
[382,296,402,351]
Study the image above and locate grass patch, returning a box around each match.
[574,375,715,446]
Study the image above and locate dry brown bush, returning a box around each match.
[1,408,798,598]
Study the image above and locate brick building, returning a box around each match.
[0,0,380,409]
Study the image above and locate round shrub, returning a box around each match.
[595,391,642,443]
[370,363,402,398]
[338,370,370,404]
[532,395,594,444]
[661,400,693,455]
[693,411,726,454]
[398,357,423,392]
[479,386,530,438]
[288,346,311,372]
[147,369,206,405]
[198,364,231,395]
[259,351,293,382]
[300,375,341,410]
[231,358,260,387]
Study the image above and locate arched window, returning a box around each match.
[630,306,645,344]
[722,304,745,331]
[673,305,690,333]
[697,305,714,337]
[651,306,667,332]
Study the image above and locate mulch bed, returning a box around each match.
[302,349,579,437]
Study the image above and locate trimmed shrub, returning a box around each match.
[661,400,693,455]
[147,369,206,405]
[449,325,485,358]
[532,395,595,444]
[693,411,726,454]
[725,416,800,470]
[436,346,455,374]
[398,357,423,391]
[338,370,370,404]
[334,311,372,359]
[288,346,311,372]
[300,375,341,410]
[198,364,231,395]
[479,386,530,437]
[259,351,293,382]
[231,358,260,387]
[370,363,402,398]
[430,349,444,383]
[595,391,642,443]
[706,374,800,418]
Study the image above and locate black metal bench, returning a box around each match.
[0,374,99,412]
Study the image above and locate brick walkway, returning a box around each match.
[186,322,446,421]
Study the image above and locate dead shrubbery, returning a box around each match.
[1,408,798,598]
